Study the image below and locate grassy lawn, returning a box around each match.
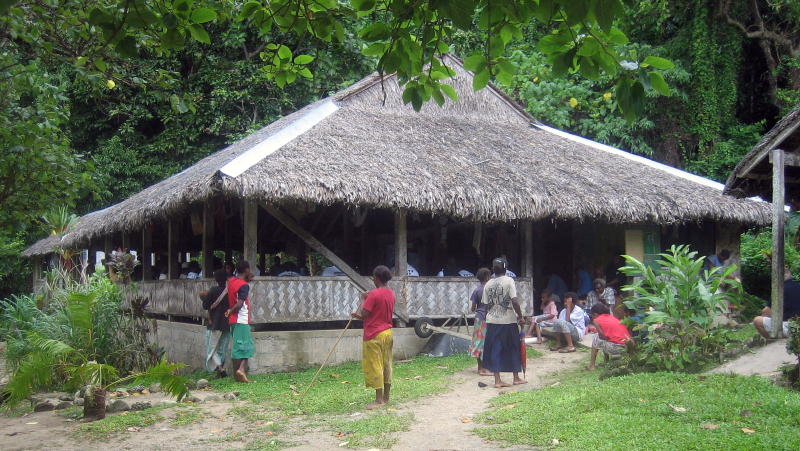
[476,371,800,450]
[77,406,168,440]
[208,354,475,415]
[329,412,414,448]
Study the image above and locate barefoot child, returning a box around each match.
[469,268,492,376]
[225,261,255,383]
[551,292,585,353]
[352,265,395,410]
[526,291,558,344]
[482,258,527,388]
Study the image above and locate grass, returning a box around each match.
[209,354,475,415]
[244,438,294,451]
[170,407,204,426]
[77,406,168,440]
[475,371,800,450]
[56,405,83,420]
[329,412,414,449]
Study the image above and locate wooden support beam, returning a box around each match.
[103,235,111,263]
[142,227,152,281]
[243,199,259,266]
[394,210,409,326]
[122,232,130,251]
[202,202,214,278]
[262,202,409,323]
[771,148,785,338]
[769,148,800,167]
[168,219,178,280]
[394,210,408,278]
[523,220,533,279]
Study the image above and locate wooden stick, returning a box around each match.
[300,317,354,402]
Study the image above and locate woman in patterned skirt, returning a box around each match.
[469,268,492,375]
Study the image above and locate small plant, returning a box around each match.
[108,250,140,284]
[619,244,743,372]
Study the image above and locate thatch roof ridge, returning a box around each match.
[724,105,800,196]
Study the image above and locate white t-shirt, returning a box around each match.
[558,305,587,338]
[482,275,518,324]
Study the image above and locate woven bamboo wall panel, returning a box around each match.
[130,277,532,322]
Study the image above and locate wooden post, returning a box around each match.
[202,202,214,278]
[394,210,408,278]
[243,199,258,266]
[122,232,130,252]
[103,235,111,264]
[142,227,152,281]
[32,259,41,284]
[168,219,178,280]
[771,148,785,338]
[394,210,409,326]
[523,220,533,279]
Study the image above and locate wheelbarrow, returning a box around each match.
[413,315,473,357]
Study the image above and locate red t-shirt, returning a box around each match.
[362,287,395,341]
[594,314,631,345]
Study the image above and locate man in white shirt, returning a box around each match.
[481,257,527,388]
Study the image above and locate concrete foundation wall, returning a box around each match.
[154,320,428,373]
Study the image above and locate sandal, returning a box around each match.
[559,347,576,353]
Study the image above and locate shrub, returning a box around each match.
[619,244,743,372]
[740,225,800,300]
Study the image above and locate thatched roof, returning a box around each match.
[724,105,800,200]
[24,56,770,257]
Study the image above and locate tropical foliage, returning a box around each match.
[618,244,744,372]
[0,271,187,408]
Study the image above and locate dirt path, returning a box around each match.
[390,343,586,451]
[0,343,588,450]
[708,339,794,378]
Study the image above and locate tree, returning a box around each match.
[720,0,800,111]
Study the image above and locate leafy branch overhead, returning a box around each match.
[1,0,672,118]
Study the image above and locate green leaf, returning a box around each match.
[537,32,572,54]
[561,0,590,25]
[188,24,210,44]
[462,54,486,73]
[351,0,376,12]
[298,67,313,79]
[293,54,314,65]
[277,45,292,60]
[363,42,388,57]
[240,1,261,19]
[440,84,458,101]
[576,37,600,56]
[360,23,390,41]
[472,68,490,91]
[642,55,675,70]
[594,0,621,32]
[648,71,671,96]
[161,28,185,49]
[431,88,445,106]
[607,27,629,45]
[93,58,107,72]
[579,56,600,80]
[174,0,192,13]
[190,7,217,23]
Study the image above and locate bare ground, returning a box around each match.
[0,342,588,451]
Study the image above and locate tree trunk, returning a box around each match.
[83,388,106,421]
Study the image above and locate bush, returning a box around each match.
[618,245,744,373]
[740,225,800,300]
[0,270,160,392]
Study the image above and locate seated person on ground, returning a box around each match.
[587,303,631,370]
[753,268,800,338]
[526,291,559,344]
[550,292,586,353]
[586,278,615,311]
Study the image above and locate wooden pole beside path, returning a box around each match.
[771,148,785,338]
[299,317,354,402]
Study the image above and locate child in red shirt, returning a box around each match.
[587,303,631,370]
[352,265,395,410]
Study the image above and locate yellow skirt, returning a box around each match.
[362,329,393,389]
